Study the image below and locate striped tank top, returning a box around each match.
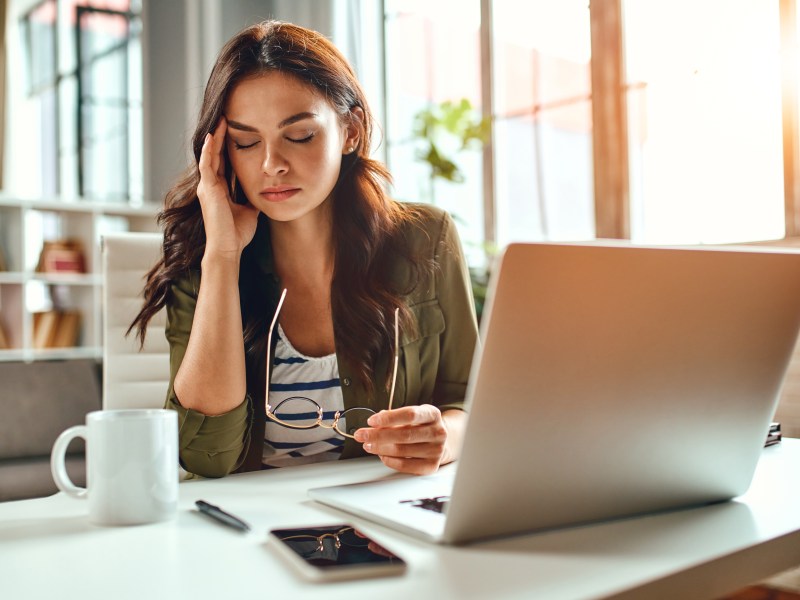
[262,324,345,468]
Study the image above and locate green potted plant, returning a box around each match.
[413,98,491,188]
[412,98,493,319]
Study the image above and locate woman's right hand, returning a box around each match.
[197,117,259,262]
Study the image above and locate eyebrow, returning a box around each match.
[226,112,318,133]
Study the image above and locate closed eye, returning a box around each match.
[234,141,258,150]
[288,133,315,144]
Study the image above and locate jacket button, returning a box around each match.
[342,377,351,387]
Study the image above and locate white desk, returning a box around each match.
[2,440,800,600]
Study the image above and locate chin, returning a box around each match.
[260,203,324,224]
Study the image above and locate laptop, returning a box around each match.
[310,242,800,545]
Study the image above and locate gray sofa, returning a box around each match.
[0,359,101,502]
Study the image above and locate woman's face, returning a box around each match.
[224,71,357,224]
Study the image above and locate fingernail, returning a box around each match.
[203,133,211,145]
[354,430,366,442]
[363,443,373,452]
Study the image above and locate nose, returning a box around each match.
[261,146,289,177]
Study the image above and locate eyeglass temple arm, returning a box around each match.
[265,289,288,404]
[388,307,399,411]
[266,295,397,413]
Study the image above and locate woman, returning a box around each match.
[131,20,478,478]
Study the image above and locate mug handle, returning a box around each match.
[50,425,88,499]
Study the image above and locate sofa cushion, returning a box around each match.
[0,359,101,459]
[0,455,87,502]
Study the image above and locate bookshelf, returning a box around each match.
[0,194,159,362]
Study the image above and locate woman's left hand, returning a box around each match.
[353,406,465,475]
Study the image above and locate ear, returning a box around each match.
[342,106,365,155]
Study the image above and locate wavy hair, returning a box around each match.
[130,20,424,395]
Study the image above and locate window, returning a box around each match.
[20,0,58,196]
[383,0,485,263]
[385,0,800,249]
[20,0,142,203]
[491,0,594,246]
[624,0,785,243]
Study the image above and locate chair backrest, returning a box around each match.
[102,232,170,410]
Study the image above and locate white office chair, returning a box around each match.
[101,232,170,410]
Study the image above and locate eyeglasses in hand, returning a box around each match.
[265,289,399,439]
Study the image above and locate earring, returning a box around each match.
[230,172,237,198]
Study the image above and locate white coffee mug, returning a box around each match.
[50,409,179,526]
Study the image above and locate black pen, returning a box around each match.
[195,500,251,532]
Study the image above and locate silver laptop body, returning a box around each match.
[310,242,800,544]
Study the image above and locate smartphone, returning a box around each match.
[268,524,407,582]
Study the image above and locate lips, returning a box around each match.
[260,186,300,202]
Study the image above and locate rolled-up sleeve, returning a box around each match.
[164,272,250,477]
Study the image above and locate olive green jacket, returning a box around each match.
[164,203,478,477]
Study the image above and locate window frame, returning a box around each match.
[781,0,800,236]
[19,0,141,202]
[475,0,800,242]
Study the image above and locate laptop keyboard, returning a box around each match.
[400,495,450,514]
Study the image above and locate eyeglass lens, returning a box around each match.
[269,398,377,438]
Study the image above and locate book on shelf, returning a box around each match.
[36,240,86,274]
[0,320,9,349]
[33,311,60,349]
[33,310,82,349]
[51,310,81,348]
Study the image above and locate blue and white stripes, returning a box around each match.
[262,324,345,468]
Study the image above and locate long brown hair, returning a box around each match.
[130,20,424,394]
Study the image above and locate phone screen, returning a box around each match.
[270,524,406,572]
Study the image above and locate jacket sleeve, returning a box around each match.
[432,211,479,412]
[164,272,251,477]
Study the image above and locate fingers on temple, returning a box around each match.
[209,118,227,178]
[198,134,213,176]
[214,118,228,176]
[199,119,227,182]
